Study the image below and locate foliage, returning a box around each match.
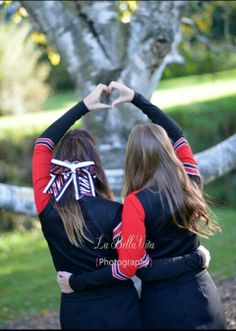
[0,211,37,232]
[168,96,236,207]
[47,62,75,91]
[0,24,50,115]
[0,1,61,67]
[163,0,236,79]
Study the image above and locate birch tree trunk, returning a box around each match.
[20,0,185,167]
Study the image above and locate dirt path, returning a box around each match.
[2,278,236,329]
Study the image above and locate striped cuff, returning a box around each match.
[35,138,55,151]
[112,261,130,281]
[183,162,201,177]
[173,137,188,151]
[138,253,151,269]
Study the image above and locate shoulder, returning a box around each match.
[125,189,163,220]
[128,188,160,207]
[123,192,146,218]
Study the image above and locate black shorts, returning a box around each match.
[60,282,141,329]
[140,269,226,329]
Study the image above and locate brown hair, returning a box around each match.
[123,123,220,238]
[53,128,113,246]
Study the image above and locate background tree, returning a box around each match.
[0,24,50,115]
[0,0,236,213]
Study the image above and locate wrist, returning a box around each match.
[196,250,206,268]
[129,89,135,102]
[131,91,140,105]
[83,96,91,111]
[81,99,90,113]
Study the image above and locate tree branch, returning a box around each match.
[196,134,236,184]
[1,134,235,216]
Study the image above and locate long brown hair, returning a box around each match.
[53,129,113,246]
[123,123,220,238]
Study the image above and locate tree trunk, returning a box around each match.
[20,0,185,167]
[1,134,235,216]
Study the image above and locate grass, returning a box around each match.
[42,90,77,111]
[200,208,236,279]
[0,227,60,326]
[152,68,236,109]
[0,208,235,326]
[0,69,236,140]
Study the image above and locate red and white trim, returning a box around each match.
[173,137,188,151]
[35,138,55,151]
[113,222,122,243]
[138,252,151,268]
[112,261,130,280]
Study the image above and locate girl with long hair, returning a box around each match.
[58,82,226,329]
[32,84,206,329]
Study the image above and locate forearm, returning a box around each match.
[38,101,89,145]
[68,250,205,290]
[32,101,89,214]
[131,92,183,143]
[136,251,205,282]
[69,266,124,291]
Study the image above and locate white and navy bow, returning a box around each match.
[43,159,96,202]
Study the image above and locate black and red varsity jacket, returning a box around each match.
[32,95,204,288]
[47,92,204,291]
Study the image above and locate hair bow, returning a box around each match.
[43,159,96,202]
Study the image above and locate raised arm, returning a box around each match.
[57,82,207,293]
[32,84,110,215]
[131,91,201,182]
[109,81,201,182]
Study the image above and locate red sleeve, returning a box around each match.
[32,138,55,215]
[173,137,201,178]
[111,194,149,279]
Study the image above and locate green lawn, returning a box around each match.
[200,208,236,279]
[0,228,60,326]
[42,90,77,111]
[0,208,235,326]
[0,69,236,140]
[152,68,236,109]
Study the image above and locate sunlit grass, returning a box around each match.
[0,105,81,140]
[153,69,236,109]
[0,69,236,140]
[42,90,77,111]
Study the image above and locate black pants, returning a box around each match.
[140,269,226,329]
[60,282,141,330]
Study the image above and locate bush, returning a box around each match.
[0,135,35,186]
[47,62,75,91]
[0,24,50,115]
[0,210,38,232]
[169,96,236,207]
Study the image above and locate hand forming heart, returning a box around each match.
[83,82,134,111]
